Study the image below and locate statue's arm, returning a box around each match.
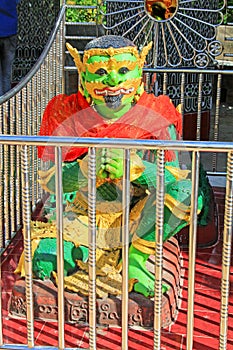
[134,125,187,189]
[38,159,88,194]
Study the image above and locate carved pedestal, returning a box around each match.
[9,237,181,329]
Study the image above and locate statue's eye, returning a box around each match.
[95,68,107,76]
[119,67,129,74]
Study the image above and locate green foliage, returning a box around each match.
[66,0,106,23]
[219,0,233,24]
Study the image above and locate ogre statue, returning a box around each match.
[16,35,208,298]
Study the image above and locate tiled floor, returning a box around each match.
[1,187,233,349]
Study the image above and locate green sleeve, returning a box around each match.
[135,125,180,189]
[135,160,177,188]
[45,160,88,194]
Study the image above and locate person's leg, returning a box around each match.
[1,35,17,95]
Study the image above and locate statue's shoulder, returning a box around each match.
[141,92,182,136]
[42,93,81,126]
[48,93,79,114]
[139,91,171,106]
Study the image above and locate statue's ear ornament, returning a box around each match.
[139,41,153,67]
[66,43,85,73]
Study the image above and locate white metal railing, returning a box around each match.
[0,3,232,350]
[0,135,232,350]
[1,69,232,253]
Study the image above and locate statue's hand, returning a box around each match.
[100,148,124,180]
[81,149,124,180]
[96,148,108,179]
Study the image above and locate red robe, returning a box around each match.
[38,91,182,162]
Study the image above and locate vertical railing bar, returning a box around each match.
[196,73,203,141]
[22,86,27,137]
[21,145,34,347]
[219,151,233,350]
[15,91,22,135]
[52,41,56,98]
[28,80,33,205]
[28,80,33,137]
[186,150,200,350]
[49,47,54,102]
[40,62,49,180]
[163,72,168,95]
[0,104,3,248]
[153,22,159,71]
[0,105,3,248]
[144,72,151,93]
[34,72,39,135]
[0,101,3,344]
[37,70,43,200]
[22,85,32,220]
[55,146,65,349]
[121,148,130,350]
[10,97,17,234]
[3,102,10,243]
[179,72,186,167]
[34,73,41,205]
[31,77,36,208]
[55,30,59,96]
[61,9,66,95]
[212,73,222,172]
[0,254,2,346]
[55,33,60,96]
[15,92,22,227]
[45,56,50,104]
[88,147,97,350]
[153,149,165,349]
[41,61,47,123]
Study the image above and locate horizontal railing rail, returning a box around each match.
[0,134,232,150]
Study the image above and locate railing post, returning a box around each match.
[21,145,34,347]
[55,146,65,349]
[88,146,97,350]
[154,149,165,349]
[122,148,131,350]
[219,151,233,350]
[186,150,200,350]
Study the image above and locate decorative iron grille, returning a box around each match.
[12,0,60,83]
[102,0,224,68]
[101,0,226,113]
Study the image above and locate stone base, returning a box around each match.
[9,237,181,329]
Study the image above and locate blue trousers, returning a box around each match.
[0,35,17,96]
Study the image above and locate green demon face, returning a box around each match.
[67,38,152,119]
[82,51,142,118]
